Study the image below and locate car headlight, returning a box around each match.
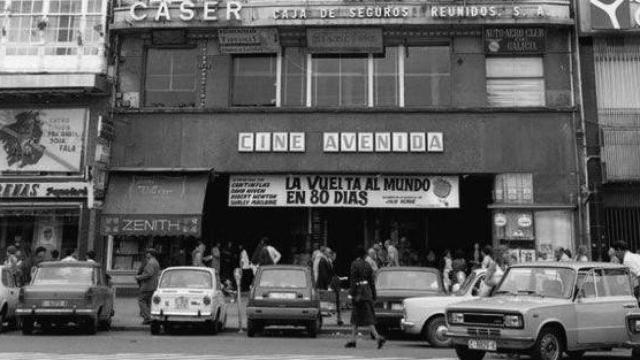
[504,314,524,329]
[152,296,161,305]
[448,312,464,324]
[628,317,640,333]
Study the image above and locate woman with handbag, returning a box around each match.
[345,247,386,349]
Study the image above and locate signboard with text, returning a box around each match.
[101,215,201,236]
[307,28,383,54]
[218,28,280,54]
[0,109,86,173]
[0,182,88,199]
[484,27,545,54]
[229,175,459,208]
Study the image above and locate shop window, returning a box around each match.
[232,54,277,106]
[486,57,545,107]
[109,235,199,271]
[534,210,573,259]
[312,54,368,107]
[282,47,307,107]
[404,46,451,107]
[144,48,198,107]
[373,47,400,106]
[494,173,533,204]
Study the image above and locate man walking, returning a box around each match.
[614,241,640,297]
[135,248,160,325]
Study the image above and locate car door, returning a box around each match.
[599,267,638,343]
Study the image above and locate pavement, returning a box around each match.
[113,295,353,334]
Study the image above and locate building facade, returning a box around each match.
[0,0,111,263]
[104,0,580,286]
[578,0,640,258]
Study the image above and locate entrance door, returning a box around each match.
[326,209,363,277]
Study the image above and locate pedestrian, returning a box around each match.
[135,248,160,325]
[254,237,275,267]
[15,249,30,286]
[451,249,467,288]
[192,241,210,267]
[313,245,327,286]
[398,236,411,266]
[365,248,379,273]
[470,243,482,269]
[4,245,19,283]
[480,245,508,297]
[30,246,47,279]
[563,248,573,260]
[50,249,60,261]
[316,248,333,289]
[345,246,385,349]
[86,250,98,264]
[425,249,437,268]
[614,241,640,297]
[60,248,78,262]
[442,249,452,292]
[211,242,221,276]
[238,243,253,292]
[385,239,399,267]
[609,247,620,263]
[221,241,236,283]
[326,248,344,326]
[264,239,281,264]
[575,245,589,262]
[296,243,312,267]
[554,247,570,262]
[481,245,494,269]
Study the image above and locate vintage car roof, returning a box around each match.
[510,261,627,270]
[162,266,215,273]
[259,264,309,271]
[377,266,441,274]
[38,261,100,268]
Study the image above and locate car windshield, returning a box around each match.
[376,270,441,291]
[33,267,94,285]
[159,269,212,289]
[494,267,576,299]
[259,269,307,288]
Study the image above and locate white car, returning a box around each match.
[150,266,227,335]
[401,268,486,347]
[0,265,19,332]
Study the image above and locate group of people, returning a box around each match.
[2,244,96,286]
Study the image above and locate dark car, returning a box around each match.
[16,261,114,335]
[374,267,445,332]
[246,265,321,337]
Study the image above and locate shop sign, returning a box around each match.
[128,0,242,22]
[517,214,533,228]
[494,213,507,227]
[218,28,280,54]
[238,132,444,153]
[228,175,459,208]
[589,0,640,30]
[307,28,383,54]
[484,27,545,54]
[101,215,201,236]
[0,182,88,199]
[0,109,86,173]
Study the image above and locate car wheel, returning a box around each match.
[566,350,585,360]
[424,316,451,348]
[84,317,98,335]
[247,319,257,337]
[150,321,161,335]
[454,344,485,360]
[307,317,319,338]
[530,327,563,360]
[208,319,218,335]
[21,319,33,335]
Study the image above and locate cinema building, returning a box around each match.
[104,0,579,284]
[0,0,110,261]
[577,1,640,257]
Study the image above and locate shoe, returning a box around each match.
[142,319,151,325]
[344,341,356,348]
[377,337,386,349]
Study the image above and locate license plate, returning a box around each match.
[174,297,189,309]
[42,300,67,307]
[468,339,497,351]
[268,292,296,299]
[391,303,403,311]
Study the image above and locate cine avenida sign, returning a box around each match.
[229,175,459,208]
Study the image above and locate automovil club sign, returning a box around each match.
[229,175,459,209]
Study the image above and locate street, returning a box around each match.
[0,330,633,360]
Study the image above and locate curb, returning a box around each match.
[110,325,353,334]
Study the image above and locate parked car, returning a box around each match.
[17,261,114,335]
[401,268,487,347]
[246,265,321,337]
[0,265,20,332]
[374,267,446,333]
[149,266,227,335]
[446,262,638,360]
[625,312,640,358]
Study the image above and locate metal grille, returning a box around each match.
[463,313,504,327]
[467,328,501,337]
[604,207,640,251]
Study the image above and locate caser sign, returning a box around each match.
[590,0,640,30]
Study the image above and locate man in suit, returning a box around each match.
[135,248,161,325]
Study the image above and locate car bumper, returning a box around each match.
[400,318,421,334]
[446,328,536,351]
[376,312,402,329]
[151,313,214,323]
[16,308,96,317]
[247,306,319,321]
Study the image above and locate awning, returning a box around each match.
[100,174,208,237]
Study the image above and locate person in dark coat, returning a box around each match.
[135,248,161,325]
[315,251,332,290]
[345,247,385,349]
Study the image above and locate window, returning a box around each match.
[486,57,545,107]
[259,269,307,288]
[373,47,399,106]
[232,55,277,106]
[282,47,307,107]
[144,48,198,107]
[603,268,633,297]
[404,46,451,106]
[312,54,368,107]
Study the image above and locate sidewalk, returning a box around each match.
[112,295,352,334]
